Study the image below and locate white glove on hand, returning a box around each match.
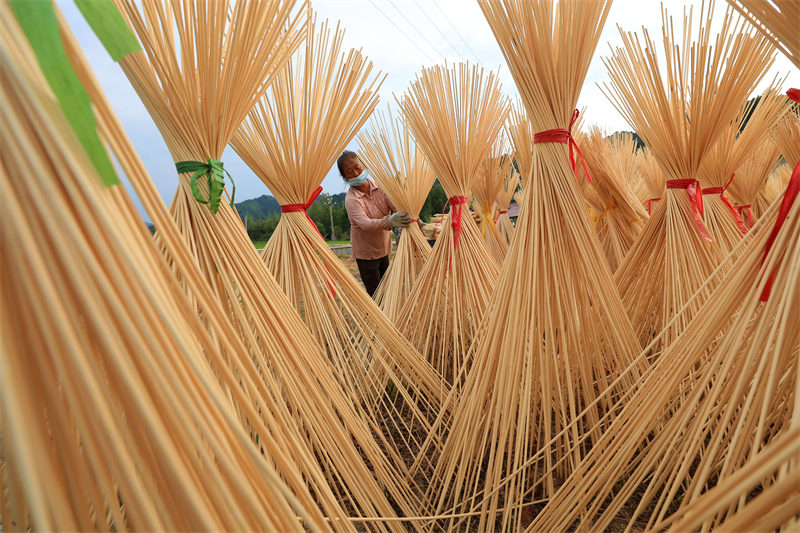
[387,211,412,228]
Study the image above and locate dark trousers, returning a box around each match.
[356,255,389,297]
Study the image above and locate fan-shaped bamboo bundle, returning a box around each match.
[765,161,795,205]
[394,62,507,385]
[530,156,800,532]
[731,141,782,223]
[495,167,520,244]
[607,4,775,351]
[1,4,330,530]
[357,105,436,323]
[727,0,800,68]
[580,129,648,272]
[775,110,800,166]
[231,16,446,492]
[698,88,789,253]
[473,143,512,262]
[635,146,666,214]
[112,1,429,525]
[507,98,535,187]
[412,1,649,530]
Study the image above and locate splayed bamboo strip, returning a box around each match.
[357,105,436,322]
[580,129,648,272]
[473,142,512,262]
[496,167,520,245]
[726,0,800,68]
[412,2,649,530]
[395,62,506,386]
[231,16,446,503]
[606,3,775,351]
[0,6,329,530]
[110,1,422,525]
[699,87,789,253]
[530,159,800,531]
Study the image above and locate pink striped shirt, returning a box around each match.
[345,179,396,260]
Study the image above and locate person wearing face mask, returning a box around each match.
[339,150,411,297]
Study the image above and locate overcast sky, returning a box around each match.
[58,0,799,216]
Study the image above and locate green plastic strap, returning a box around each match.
[176,159,236,214]
[74,0,141,61]
[10,0,119,187]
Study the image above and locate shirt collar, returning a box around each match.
[349,179,378,198]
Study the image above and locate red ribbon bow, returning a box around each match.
[759,157,800,301]
[448,195,468,249]
[533,108,592,184]
[280,186,336,296]
[737,205,754,228]
[667,179,712,242]
[494,209,508,223]
[702,173,748,234]
[788,88,800,103]
[645,197,661,215]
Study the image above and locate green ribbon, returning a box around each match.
[175,159,236,214]
[74,0,141,61]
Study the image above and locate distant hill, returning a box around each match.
[235,191,347,221]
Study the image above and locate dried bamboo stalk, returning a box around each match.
[473,142,512,262]
[414,1,649,530]
[726,0,800,68]
[606,3,776,351]
[395,62,507,386]
[231,16,447,509]
[357,105,436,322]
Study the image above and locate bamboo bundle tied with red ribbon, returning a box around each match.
[495,166,520,245]
[579,129,648,272]
[111,1,438,526]
[698,87,790,253]
[1,2,341,530]
[607,3,776,352]
[635,146,666,215]
[357,105,436,323]
[409,1,648,530]
[231,15,447,502]
[472,140,513,263]
[394,62,507,387]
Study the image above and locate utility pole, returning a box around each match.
[329,203,335,241]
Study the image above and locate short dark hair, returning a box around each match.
[337,150,359,178]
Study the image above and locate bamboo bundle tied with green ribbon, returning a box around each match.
[495,166,520,245]
[111,1,435,527]
[531,127,800,533]
[231,14,446,501]
[411,1,647,530]
[2,3,335,530]
[394,62,506,387]
[358,105,436,323]
[697,87,789,253]
[608,3,776,352]
[472,140,513,263]
[579,129,648,272]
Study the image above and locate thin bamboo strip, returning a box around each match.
[110,1,422,526]
[699,87,789,253]
[495,167,520,245]
[1,6,329,530]
[607,3,776,352]
[231,16,446,510]
[357,104,436,322]
[726,0,800,68]
[473,141,512,262]
[395,62,507,386]
[530,169,800,531]
[414,1,647,530]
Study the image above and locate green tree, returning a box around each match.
[419,182,447,222]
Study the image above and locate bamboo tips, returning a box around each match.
[473,142,513,262]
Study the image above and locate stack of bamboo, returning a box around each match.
[395,62,507,385]
[358,105,436,322]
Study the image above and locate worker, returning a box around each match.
[339,150,410,297]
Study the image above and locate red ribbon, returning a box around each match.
[759,157,800,301]
[494,209,508,223]
[280,186,336,297]
[702,173,747,234]
[645,197,661,215]
[667,179,712,242]
[788,88,800,103]
[533,109,592,184]
[738,205,754,228]
[448,195,468,249]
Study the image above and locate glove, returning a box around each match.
[387,211,412,228]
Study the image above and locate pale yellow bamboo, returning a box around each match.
[726,0,800,68]
[473,141,512,263]
[495,168,520,245]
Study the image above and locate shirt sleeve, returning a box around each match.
[346,195,390,231]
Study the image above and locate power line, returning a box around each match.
[430,0,483,64]
[367,0,438,64]
[410,0,469,62]
[386,0,453,63]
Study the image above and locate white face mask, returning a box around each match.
[347,170,368,187]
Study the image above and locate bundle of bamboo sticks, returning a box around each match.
[395,62,507,386]
[495,166,520,245]
[607,4,775,351]
[357,105,436,322]
[472,142,512,262]
[231,15,447,500]
[635,146,666,214]
[727,0,800,68]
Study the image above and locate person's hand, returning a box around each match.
[387,211,412,227]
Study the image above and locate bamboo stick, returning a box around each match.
[726,0,800,68]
